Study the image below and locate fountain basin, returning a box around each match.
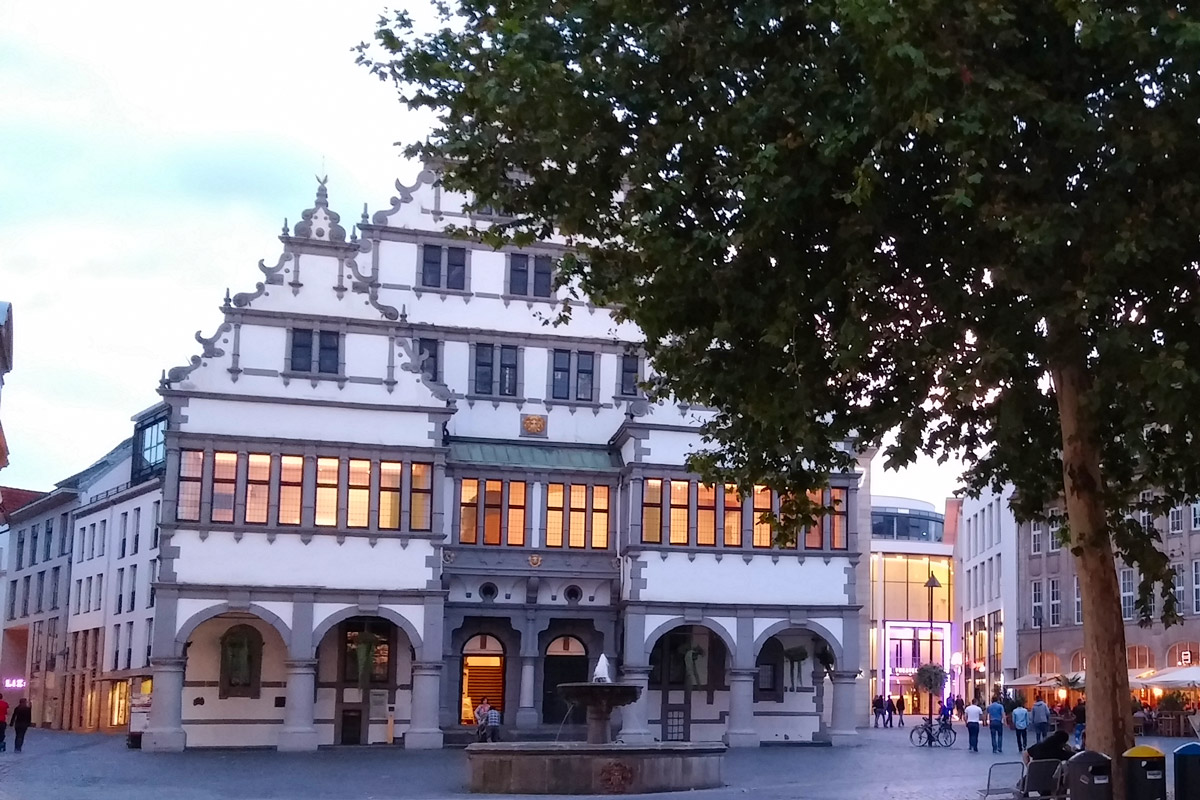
[466,741,726,795]
[555,682,642,744]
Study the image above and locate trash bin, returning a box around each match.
[1066,751,1112,800]
[1175,742,1200,800]
[126,731,143,749]
[1123,745,1166,800]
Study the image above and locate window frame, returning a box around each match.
[314,457,340,527]
[418,338,440,382]
[244,454,271,525]
[1030,520,1043,555]
[641,479,663,544]
[473,344,520,398]
[176,449,204,522]
[1049,577,1061,626]
[347,459,371,529]
[278,455,304,526]
[210,451,238,524]
[1120,567,1136,620]
[418,243,469,291]
[378,461,403,530]
[409,463,434,531]
[288,328,342,376]
[619,354,640,397]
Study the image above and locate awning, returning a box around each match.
[1006,674,1047,687]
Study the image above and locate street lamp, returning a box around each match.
[925,572,942,745]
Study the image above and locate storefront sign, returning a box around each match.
[3,678,26,689]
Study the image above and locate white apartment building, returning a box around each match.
[956,484,1019,703]
[63,406,165,733]
[139,169,873,751]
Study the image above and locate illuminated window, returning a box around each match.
[484,480,503,545]
[753,486,773,548]
[669,480,690,545]
[569,485,587,548]
[315,457,339,526]
[1126,644,1153,671]
[591,486,609,549]
[697,485,716,546]
[804,489,823,549]
[245,454,270,524]
[508,482,526,546]
[379,462,402,530]
[210,452,237,523]
[547,483,565,547]
[347,460,370,528]
[410,463,433,530]
[723,486,742,546]
[279,456,304,525]
[830,488,849,549]
[176,450,203,521]
[642,479,663,543]
[460,479,479,544]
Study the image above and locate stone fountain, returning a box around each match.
[466,655,726,794]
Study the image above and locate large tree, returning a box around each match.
[361,0,1200,786]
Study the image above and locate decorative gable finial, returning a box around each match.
[361,203,370,225]
[282,218,289,236]
[223,288,232,309]
[292,175,346,243]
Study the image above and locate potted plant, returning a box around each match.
[916,663,948,709]
[784,645,809,691]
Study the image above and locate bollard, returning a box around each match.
[1066,751,1113,800]
[1123,745,1166,800]
[1175,742,1200,800]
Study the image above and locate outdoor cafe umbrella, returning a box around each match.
[1151,666,1200,689]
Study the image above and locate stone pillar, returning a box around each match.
[829,670,861,746]
[725,668,759,747]
[405,662,443,749]
[615,665,653,743]
[277,659,319,751]
[516,656,538,729]
[142,656,186,751]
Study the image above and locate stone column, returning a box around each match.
[142,656,186,751]
[405,662,443,749]
[829,670,861,746]
[615,665,653,743]
[277,659,319,751]
[515,656,538,729]
[725,668,759,747]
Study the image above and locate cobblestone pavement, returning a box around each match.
[0,725,1188,800]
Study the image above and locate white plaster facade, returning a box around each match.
[956,484,1019,701]
[141,169,870,752]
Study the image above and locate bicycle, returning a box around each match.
[909,717,957,747]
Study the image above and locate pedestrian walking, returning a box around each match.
[0,693,8,752]
[895,695,906,727]
[872,695,885,728]
[1031,695,1051,743]
[964,699,983,752]
[955,696,966,721]
[987,696,1006,754]
[1012,701,1030,752]
[10,699,31,753]
[885,697,896,728]
[484,705,502,742]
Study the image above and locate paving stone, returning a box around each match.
[0,726,1185,799]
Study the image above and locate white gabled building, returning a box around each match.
[143,169,871,752]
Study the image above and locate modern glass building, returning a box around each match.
[868,496,957,715]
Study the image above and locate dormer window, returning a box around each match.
[289,329,340,375]
[420,244,467,290]
[131,409,168,484]
[508,254,553,298]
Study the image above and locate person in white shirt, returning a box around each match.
[1012,702,1031,752]
[964,700,984,752]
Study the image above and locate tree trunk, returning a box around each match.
[1050,341,1132,800]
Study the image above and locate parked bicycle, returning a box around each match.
[909,717,957,747]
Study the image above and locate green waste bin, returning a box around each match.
[1123,745,1165,800]
[1175,742,1200,800]
[1066,751,1112,800]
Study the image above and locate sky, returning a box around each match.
[0,2,963,509]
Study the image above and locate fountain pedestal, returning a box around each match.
[466,680,726,794]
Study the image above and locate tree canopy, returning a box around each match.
[360,0,1200,777]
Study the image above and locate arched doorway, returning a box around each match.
[460,634,505,726]
[317,616,407,746]
[648,625,729,742]
[542,635,588,724]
